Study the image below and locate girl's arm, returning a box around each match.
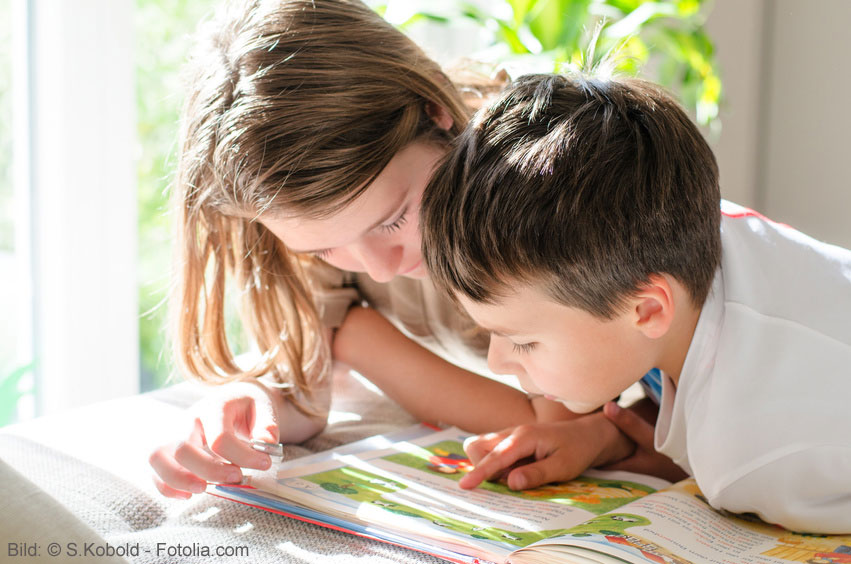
[332,305,577,433]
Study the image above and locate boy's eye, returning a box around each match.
[512,342,537,354]
[378,209,408,234]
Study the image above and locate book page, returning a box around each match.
[252,427,670,562]
[517,479,851,564]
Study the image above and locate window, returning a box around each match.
[136,0,218,391]
[4,1,140,420]
[0,0,34,425]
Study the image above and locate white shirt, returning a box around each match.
[655,201,851,534]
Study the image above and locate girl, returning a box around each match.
[149,0,638,499]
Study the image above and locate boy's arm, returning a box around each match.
[332,305,577,433]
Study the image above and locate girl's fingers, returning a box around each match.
[602,402,655,449]
[151,474,193,500]
[206,426,272,471]
[188,417,207,448]
[148,445,209,495]
[172,439,245,484]
[249,390,280,445]
[149,388,282,500]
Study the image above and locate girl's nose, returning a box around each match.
[353,242,401,283]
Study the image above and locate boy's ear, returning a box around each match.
[425,101,453,131]
[631,275,675,339]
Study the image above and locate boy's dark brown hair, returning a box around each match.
[421,73,721,318]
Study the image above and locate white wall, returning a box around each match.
[705,0,766,209]
[760,0,851,248]
[708,0,851,248]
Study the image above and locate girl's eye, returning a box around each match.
[378,209,408,234]
[312,248,333,259]
[512,342,537,354]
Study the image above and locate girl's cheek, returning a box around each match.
[402,222,423,257]
[322,252,362,274]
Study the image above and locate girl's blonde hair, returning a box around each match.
[173,0,469,413]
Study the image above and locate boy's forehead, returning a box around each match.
[454,287,548,335]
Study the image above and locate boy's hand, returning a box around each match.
[149,381,284,499]
[600,402,688,482]
[459,413,633,491]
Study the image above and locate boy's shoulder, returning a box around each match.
[668,202,851,532]
[717,200,851,344]
[684,199,850,475]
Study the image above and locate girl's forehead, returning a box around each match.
[260,140,445,251]
[260,178,404,254]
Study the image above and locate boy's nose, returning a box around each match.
[486,337,520,376]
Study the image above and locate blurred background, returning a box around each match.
[0,0,849,425]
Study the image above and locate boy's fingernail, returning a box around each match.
[226,469,242,483]
[190,482,207,494]
[511,474,527,490]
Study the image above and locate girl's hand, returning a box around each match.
[148,381,283,499]
[600,402,688,482]
[458,413,634,491]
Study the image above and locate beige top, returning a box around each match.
[309,260,510,383]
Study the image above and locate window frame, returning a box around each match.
[21,0,139,416]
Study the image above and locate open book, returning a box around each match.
[213,425,851,564]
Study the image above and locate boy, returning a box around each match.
[420,72,851,533]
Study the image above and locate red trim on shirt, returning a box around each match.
[721,206,792,229]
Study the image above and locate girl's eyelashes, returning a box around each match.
[378,208,408,234]
[512,342,538,354]
[310,206,408,258]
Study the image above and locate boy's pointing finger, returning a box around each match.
[463,431,508,465]
[458,431,534,490]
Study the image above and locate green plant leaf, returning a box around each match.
[398,12,450,30]
[381,0,722,128]
[507,0,537,27]
[606,0,644,13]
[0,362,34,426]
[528,0,593,52]
[676,0,701,17]
[605,2,679,39]
[497,21,535,54]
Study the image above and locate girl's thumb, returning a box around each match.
[603,402,654,449]
[251,399,280,444]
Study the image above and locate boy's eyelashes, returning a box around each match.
[511,342,538,354]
